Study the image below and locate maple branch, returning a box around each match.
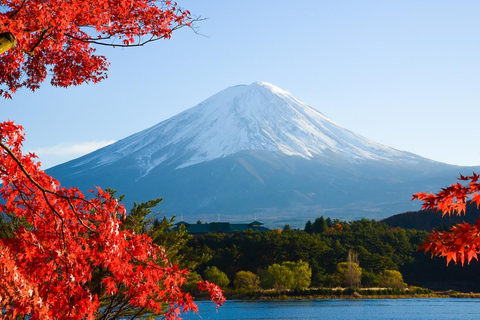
[187,17,209,38]
[14,181,50,226]
[110,299,131,320]
[98,292,118,320]
[8,176,67,251]
[8,0,27,19]
[0,141,95,233]
[42,259,63,310]
[130,307,147,319]
[25,27,52,55]
[65,32,168,48]
[64,17,206,48]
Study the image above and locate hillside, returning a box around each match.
[383,201,480,231]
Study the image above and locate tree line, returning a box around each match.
[170,216,480,293]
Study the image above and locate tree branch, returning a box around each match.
[8,0,27,19]
[64,17,206,48]
[0,141,95,232]
[25,27,52,56]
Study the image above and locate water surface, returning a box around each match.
[179,299,480,320]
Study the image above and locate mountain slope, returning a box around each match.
[47,82,479,226]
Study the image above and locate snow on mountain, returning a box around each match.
[73,82,421,176]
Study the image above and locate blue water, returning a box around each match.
[179,299,480,320]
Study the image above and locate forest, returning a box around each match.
[158,214,480,295]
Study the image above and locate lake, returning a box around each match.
[179,299,480,320]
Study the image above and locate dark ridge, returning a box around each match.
[382,201,480,231]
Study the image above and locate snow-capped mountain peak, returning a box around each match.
[49,82,476,223]
[74,82,419,174]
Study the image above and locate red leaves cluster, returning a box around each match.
[0,121,225,319]
[413,173,480,266]
[197,281,226,306]
[0,0,193,98]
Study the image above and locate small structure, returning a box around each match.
[173,220,269,235]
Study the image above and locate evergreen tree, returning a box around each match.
[312,216,328,233]
[304,220,313,233]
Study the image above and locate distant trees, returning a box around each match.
[186,218,435,290]
[304,216,330,234]
[166,214,480,292]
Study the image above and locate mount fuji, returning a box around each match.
[47,82,478,226]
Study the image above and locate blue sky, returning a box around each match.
[2,1,480,168]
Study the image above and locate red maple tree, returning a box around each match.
[0,0,196,98]
[1,0,225,318]
[0,121,225,319]
[413,173,480,266]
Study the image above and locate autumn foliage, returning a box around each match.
[413,173,480,266]
[0,121,225,319]
[0,0,194,98]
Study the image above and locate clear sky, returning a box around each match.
[2,1,480,169]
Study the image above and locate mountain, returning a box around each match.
[47,82,479,227]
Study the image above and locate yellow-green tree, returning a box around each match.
[379,270,407,289]
[337,250,362,287]
[261,264,294,290]
[261,261,312,290]
[233,271,261,293]
[283,260,312,289]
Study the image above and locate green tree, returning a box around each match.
[379,270,407,289]
[122,197,209,272]
[261,264,294,290]
[361,270,380,287]
[337,250,362,287]
[337,262,362,288]
[283,260,312,289]
[233,271,261,293]
[122,198,158,229]
[326,217,333,228]
[304,220,313,233]
[204,266,230,289]
[312,216,328,233]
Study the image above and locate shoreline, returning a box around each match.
[240,293,480,300]
[217,288,480,300]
